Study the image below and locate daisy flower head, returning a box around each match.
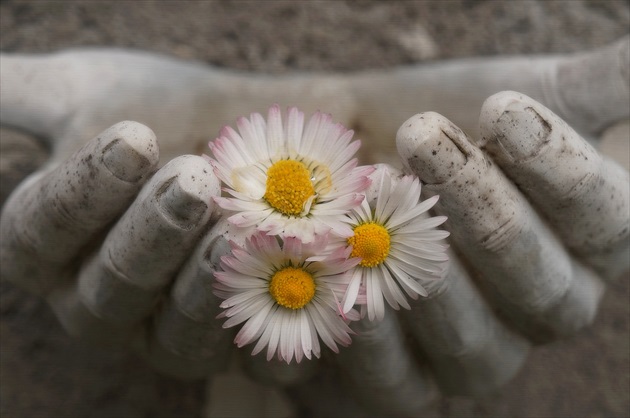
[213,232,361,364]
[207,105,374,243]
[339,165,450,321]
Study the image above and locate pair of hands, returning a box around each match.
[1,41,628,416]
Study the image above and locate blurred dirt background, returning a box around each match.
[0,1,629,417]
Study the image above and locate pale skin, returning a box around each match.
[0,37,628,416]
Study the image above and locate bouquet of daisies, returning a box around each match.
[204,105,450,364]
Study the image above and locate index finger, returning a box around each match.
[0,121,159,294]
[479,91,629,279]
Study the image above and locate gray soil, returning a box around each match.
[1,1,628,417]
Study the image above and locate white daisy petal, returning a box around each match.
[286,107,305,158]
[378,265,400,310]
[335,169,450,318]
[233,298,275,345]
[391,242,450,262]
[368,268,385,321]
[206,106,369,243]
[342,268,363,313]
[213,232,358,364]
[220,288,268,308]
[266,104,285,156]
[380,265,410,310]
[251,305,279,356]
[387,195,441,229]
[385,260,429,297]
[236,115,265,155]
[308,302,339,352]
[224,294,272,328]
[265,309,283,361]
[392,215,449,234]
[249,112,271,160]
[300,312,313,360]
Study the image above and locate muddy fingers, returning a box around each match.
[0,121,159,295]
[142,226,234,379]
[78,155,218,320]
[47,155,219,346]
[397,112,605,340]
[403,255,530,396]
[479,91,630,280]
[337,310,438,416]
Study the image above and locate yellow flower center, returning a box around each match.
[264,160,315,216]
[348,222,391,267]
[269,266,316,309]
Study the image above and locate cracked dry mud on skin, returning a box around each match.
[1,1,629,417]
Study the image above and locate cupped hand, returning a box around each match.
[1,39,628,417]
[0,121,234,379]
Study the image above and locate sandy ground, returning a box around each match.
[0,1,629,417]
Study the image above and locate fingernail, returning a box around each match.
[157,176,209,230]
[203,236,232,270]
[492,106,552,161]
[396,112,467,184]
[102,121,158,182]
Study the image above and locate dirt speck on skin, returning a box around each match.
[0,1,628,417]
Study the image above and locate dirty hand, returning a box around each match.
[3,89,625,418]
[1,41,628,417]
[318,91,629,416]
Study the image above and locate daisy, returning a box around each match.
[339,166,450,321]
[206,105,374,243]
[213,232,360,364]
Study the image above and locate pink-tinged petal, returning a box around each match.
[285,106,305,158]
[221,255,270,278]
[224,294,272,329]
[316,255,361,277]
[327,140,362,173]
[249,112,271,160]
[325,173,372,199]
[213,196,249,211]
[312,298,353,345]
[344,308,361,322]
[220,125,245,144]
[233,298,275,346]
[262,310,283,361]
[266,104,285,156]
[299,111,321,156]
[306,303,338,353]
[236,114,265,152]
[212,134,254,169]
[314,193,364,213]
[310,122,347,163]
[251,306,278,356]
[219,288,268,309]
